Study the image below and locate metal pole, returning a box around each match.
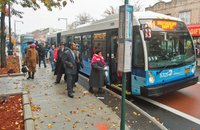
[125,0,129,4]
[14,20,23,38]
[8,0,12,55]
[120,73,126,130]
[120,1,131,130]
[14,20,16,37]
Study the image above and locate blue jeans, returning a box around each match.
[39,56,46,68]
[50,60,55,71]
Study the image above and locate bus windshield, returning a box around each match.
[140,19,195,69]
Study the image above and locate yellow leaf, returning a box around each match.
[133,111,137,116]
[47,124,53,128]
[81,109,86,112]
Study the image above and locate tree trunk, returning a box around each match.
[0,3,7,68]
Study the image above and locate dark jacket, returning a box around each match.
[63,49,77,75]
[38,46,46,58]
[89,61,105,88]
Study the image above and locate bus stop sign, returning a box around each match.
[117,5,133,72]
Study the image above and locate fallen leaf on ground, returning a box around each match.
[47,123,53,128]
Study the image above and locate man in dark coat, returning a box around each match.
[54,42,67,84]
[63,42,77,98]
[38,43,47,68]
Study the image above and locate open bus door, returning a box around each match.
[108,30,131,94]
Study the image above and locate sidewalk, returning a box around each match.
[0,65,129,130]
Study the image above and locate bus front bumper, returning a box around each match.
[140,75,199,97]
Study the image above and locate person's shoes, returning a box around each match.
[27,77,31,80]
[89,87,93,93]
[54,82,60,84]
[68,94,74,98]
[32,72,34,79]
[98,88,104,94]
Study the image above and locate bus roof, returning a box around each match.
[60,11,182,36]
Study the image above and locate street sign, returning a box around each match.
[117,5,133,72]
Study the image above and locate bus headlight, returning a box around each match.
[191,66,196,73]
[149,76,155,83]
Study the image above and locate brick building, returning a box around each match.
[145,0,200,44]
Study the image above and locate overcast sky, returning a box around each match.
[5,0,171,34]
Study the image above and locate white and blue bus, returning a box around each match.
[20,34,34,57]
[47,11,198,96]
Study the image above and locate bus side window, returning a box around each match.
[82,35,92,61]
[133,27,144,68]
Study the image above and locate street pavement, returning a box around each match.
[0,64,129,130]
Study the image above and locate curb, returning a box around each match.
[0,73,25,78]
[1,91,34,130]
[103,87,168,130]
[79,74,168,130]
[23,91,34,130]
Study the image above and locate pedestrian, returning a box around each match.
[89,49,105,94]
[63,42,77,98]
[24,43,38,79]
[47,44,55,72]
[38,43,47,68]
[74,43,83,86]
[196,42,200,57]
[54,42,67,84]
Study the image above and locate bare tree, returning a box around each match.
[102,0,142,18]
[75,12,94,25]
[132,0,142,11]
[102,6,118,17]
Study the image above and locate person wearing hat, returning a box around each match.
[54,42,67,84]
[24,43,38,79]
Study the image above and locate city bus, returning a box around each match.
[47,11,198,96]
[20,34,34,57]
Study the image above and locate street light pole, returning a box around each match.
[14,20,23,37]
[58,18,68,31]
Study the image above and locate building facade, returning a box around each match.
[145,0,200,44]
[30,28,62,43]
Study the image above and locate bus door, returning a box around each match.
[109,33,121,85]
[80,34,92,75]
[93,32,108,80]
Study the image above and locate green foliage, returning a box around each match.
[0,0,74,13]
[19,0,74,11]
